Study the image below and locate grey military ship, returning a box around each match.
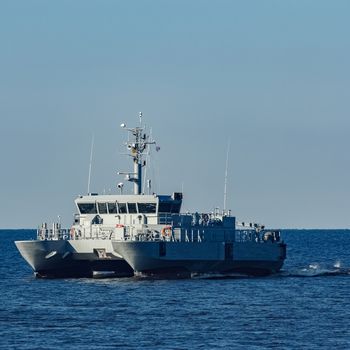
[15,113,286,278]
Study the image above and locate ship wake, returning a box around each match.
[191,261,350,280]
[280,261,350,278]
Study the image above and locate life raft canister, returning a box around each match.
[161,226,172,237]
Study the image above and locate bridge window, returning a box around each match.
[97,203,107,214]
[172,203,181,214]
[128,203,137,213]
[78,203,97,214]
[118,203,127,214]
[158,202,181,213]
[138,203,157,213]
[107,202,117,214]
[159,202,172,213]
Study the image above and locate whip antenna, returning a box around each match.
[223,140,231,213]
[87,134,94,194]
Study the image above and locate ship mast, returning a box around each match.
[118,113,155,195]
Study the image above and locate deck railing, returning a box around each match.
[37,219,281,244]
[37,228,70,240]
[37,225,115,241]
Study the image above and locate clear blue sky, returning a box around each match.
[1,0,349,228]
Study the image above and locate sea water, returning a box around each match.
[0,230,349,349]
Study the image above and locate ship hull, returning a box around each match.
[15,240,134,278]
[112,241,286,277]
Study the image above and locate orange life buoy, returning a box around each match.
[161,226,172,237]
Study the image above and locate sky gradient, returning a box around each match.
[1,0,349,228]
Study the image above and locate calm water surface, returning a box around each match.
[0,230,349,349]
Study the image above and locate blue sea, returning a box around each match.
[1,230,349,349]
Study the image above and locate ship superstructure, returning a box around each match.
[15,114,286,278]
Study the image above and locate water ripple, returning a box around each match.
[1,230,350,349]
